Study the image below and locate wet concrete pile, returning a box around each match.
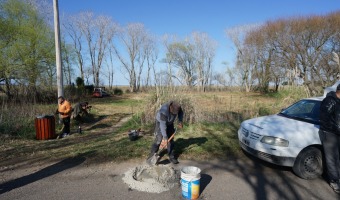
[122,165,180,193]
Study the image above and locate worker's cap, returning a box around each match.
[337,84,340,91]
[170,101,181,114]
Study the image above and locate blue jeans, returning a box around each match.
[319,129,340,181]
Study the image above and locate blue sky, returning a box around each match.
[57,0,340,85]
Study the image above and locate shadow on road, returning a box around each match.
[0,153,87,194]
[195,151,333,200]
[200,173,212,194]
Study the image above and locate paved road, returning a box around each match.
[0,155,338,200]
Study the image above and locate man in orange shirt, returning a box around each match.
[56,96,72,138]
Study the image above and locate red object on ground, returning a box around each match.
[35,115,56,140]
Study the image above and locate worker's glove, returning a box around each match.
[160,139,168,149]
[178,122,183,129]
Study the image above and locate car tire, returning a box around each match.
[292,146,323,180]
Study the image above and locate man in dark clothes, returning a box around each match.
[319,83,340,194]
[147,101,184,164]
[72,102,91,121]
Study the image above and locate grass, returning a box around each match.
[0,87,308,168]
[174,121,241,160]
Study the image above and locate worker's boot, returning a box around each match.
[330,180,340,194]
[169,156,179,164]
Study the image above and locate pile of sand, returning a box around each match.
[122,165,180,193]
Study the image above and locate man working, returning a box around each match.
[72,102,91,121]
[319,83,340,194]
[56,96,72,138]
[147,101,184,164]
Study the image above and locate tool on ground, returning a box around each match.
[147,129,177,166]
[128,128,141,141]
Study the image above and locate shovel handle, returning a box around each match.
[167,128,177,142]
[167,130,176,142]
[160,129,176,151]
[159,129,176,150]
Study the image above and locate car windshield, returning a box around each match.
[279,99,321,124]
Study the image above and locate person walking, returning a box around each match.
[56,96,72,138]
[147,101,184,164]
[319,84,340,194]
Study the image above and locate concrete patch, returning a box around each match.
[122,164,180,193]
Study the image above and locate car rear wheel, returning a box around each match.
[293,147,323,180]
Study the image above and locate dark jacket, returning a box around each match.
[320,91,340,135]
[156,101,184,139]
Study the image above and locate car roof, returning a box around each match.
[285,81,337,102]
[302,96,324,101]
[323,80,340,97]
[301,81,340,101]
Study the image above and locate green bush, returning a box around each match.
[113,88,123,95]
[259,107,271,116]
[64,84,77,98]
[76,77,85,88]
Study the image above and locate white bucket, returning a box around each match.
[180,166,201,199]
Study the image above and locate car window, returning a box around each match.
[280,100,321,123]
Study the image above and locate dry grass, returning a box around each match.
[140,90,294,125]
[0,88,307,169]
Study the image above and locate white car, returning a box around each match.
[238,96,324,179]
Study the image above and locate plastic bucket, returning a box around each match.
[181,166,201,199]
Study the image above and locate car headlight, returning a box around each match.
[260,136,289,147]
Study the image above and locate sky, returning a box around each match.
[56,0,340,86]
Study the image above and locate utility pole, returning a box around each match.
[53,0,63,98]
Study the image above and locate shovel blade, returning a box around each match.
[146,153,159,166]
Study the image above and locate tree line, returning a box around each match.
[227,12,340,95]
[1,0,339,101]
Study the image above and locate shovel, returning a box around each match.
[147,129,177,166]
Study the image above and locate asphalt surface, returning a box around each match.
[0,154,339,200]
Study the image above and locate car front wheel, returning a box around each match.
[292,146,323,179]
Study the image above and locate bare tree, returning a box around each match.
[217,61,238,87]
[213,72,227,86]
[83,66,92,85]
[192,32,217,92]
[162,34,179,90]
[113,23,149,92]
[164,37,196,87]
[104,44,115,89]
[245,25,276,93]
[61,42,76,85]
[162,32,217,91]
[227,12,340,94]
[226,24,261,92]
[77,12,117,87]
[286,16,333,94]
[144,35,158,88]
[63,15,85,80]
